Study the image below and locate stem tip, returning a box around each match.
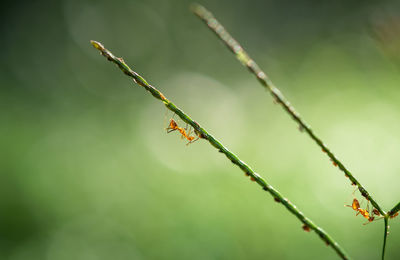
[90,40,104,51]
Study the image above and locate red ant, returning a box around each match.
[166,119,199,145]
[345,196,383,225]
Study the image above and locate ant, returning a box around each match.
[345,196,382,225]
[166,118,199,145]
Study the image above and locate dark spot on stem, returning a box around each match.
[302,224,311,232]
[318,234,330,246]
[331,159,338,167]
[358,187,368,198]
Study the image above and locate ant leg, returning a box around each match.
[364,200,371,217]
[185,124,190,138]
[165,110,175,131]
[345,188,359,208]
[362,215,383,225]
[167,128,177,133]
[164,109,169,130]
[186,137,198,145]
[189,136,200,145]
[358,197,365,210]
[188,125,194,137]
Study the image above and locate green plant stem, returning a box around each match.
[191,3,385,217]
[382,216,389,260]
[388,202,400,216]
[91,40,350,260]
[383,202,400,259]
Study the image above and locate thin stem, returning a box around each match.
[91,40,350,260]
[191,3,385,216]
[382,216,389,260]
[388,202,400,217]
[383,202,400,259]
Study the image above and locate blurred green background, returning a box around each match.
[2,0,400,259]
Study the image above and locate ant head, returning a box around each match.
[352,198,360,210]
[170,119,178,127]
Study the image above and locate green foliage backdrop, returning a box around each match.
[1,0,400,259]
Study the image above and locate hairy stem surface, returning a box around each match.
[91,40,350,260]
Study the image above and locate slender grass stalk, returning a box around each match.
[388,202,400,217]
[91,40,350,260]
[191,3,385,215]
[383,202,400,259]
[382,216,389,260]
